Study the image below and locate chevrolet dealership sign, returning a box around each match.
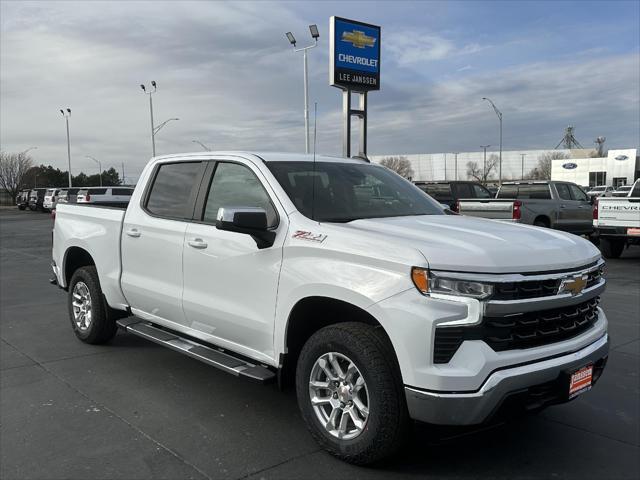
[330,16,381,91]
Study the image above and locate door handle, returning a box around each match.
[188,238,208,249]
[126,228,141,238]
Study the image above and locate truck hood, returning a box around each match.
[338,215,600,273]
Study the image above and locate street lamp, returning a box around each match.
[286,24,319,154]
[520,153,527,180]
[154,118,179,136]
[60,108,72,187]
[86,155,102,186]
[480,145,490,183]
[192,140,212,151]
[482,97,502,185]
[21,146,38,156]
[453,152,459,180]
[140,81,157,157]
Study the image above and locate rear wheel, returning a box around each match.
[600,238,625,259]
[533,217,550,228]
[67,266,117,344]
[296,322,409,465]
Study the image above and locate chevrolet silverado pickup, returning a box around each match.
[458,180,593,235]
[52,152,609,465]
[593,179,640,258]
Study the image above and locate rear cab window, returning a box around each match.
[420,184,452,201]
[145,162,203,219]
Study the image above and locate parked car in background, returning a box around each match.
[56,188,81,205]
[76,186,134,207]
[587,185,614,198]
[414,181,494,211]
[52,152,608,464]
[43,188,62,211]
[611,185,633,197]
[16,189,30,210]
[28,188,47,211]
[458,180,593,235]
[593,179,640,258]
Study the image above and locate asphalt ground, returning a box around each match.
[1,208,638,480]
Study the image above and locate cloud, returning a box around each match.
[385,30,486,66]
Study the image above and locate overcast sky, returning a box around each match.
[1,0,639,181]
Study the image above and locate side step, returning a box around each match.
[116,318,276,384]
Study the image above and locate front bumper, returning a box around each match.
[405,333,608,425]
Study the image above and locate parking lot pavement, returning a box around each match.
[1,208,638,480]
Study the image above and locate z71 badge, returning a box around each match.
[292,230,327,243]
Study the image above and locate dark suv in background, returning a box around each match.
[414,180,494,211]
[28,188,47,211]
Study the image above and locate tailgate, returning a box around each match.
[458,199,515,220]
[596,198,640,228]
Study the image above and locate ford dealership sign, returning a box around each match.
[330,17,381,91]
[562,162,578,169]
[614,155,628,161]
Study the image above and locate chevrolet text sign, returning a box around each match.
[330,16,381,91]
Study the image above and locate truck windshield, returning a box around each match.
[267,161,443,222]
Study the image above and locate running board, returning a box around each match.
[116,318,275,384]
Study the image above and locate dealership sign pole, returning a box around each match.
[330,17,380,158]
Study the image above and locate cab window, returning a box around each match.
[202,162,277,227]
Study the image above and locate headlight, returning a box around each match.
[411,267,494,299]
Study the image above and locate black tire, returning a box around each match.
[67,266,117,344]
[18,205,25,210]
[533,217,550,228]
[600,238,625,259]
[296,322,409,465]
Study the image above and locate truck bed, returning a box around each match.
[457,198,516,220]
[52,203,129,310]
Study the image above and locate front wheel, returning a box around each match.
[67,266,117,344]
[600,238,625,259]
[296,322,409,465]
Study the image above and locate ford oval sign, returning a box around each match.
[615,155,628,161]
[562,162,578,169]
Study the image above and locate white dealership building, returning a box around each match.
[370,148,639,187]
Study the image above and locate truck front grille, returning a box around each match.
[492,268,603,301]
[433,297,600,364]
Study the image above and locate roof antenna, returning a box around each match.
[311,102,318,222]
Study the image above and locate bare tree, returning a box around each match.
[0,151,34,200]
[527,151,569,180]
[466,154,499,184]
[379,156,414,179]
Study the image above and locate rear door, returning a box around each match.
[121,160,206,327]
[182,158,286,360]
[554,182,577,231]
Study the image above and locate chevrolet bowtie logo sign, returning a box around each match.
[558,274,588,296]
[341,30,376,49]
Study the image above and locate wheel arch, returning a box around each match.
[279,296,396,389]
[533,215,551,228]
[63,246,96,290]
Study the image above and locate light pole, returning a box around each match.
[86,155,102,186]
[453,152,459,180]
[21,146,38,156]
[140,81,157,157]
[286,25,319,154]
[482,97,502,185]
[154,118,179,137]
[192,140,212,151]
[480,145,490,183]
[60,108,72,187]
[520,153,527,179]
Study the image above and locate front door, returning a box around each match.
[182,160,286,361]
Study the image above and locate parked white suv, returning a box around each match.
[76,186,133,206]
[43,188,62,211]
[51,152,609,464]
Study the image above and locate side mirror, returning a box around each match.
[215,207,276,249]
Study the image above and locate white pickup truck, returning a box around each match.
[52,152,609,464]
[593,179,640,258]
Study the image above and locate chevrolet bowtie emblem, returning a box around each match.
[341,30,376,49]
[558,274,588,296]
